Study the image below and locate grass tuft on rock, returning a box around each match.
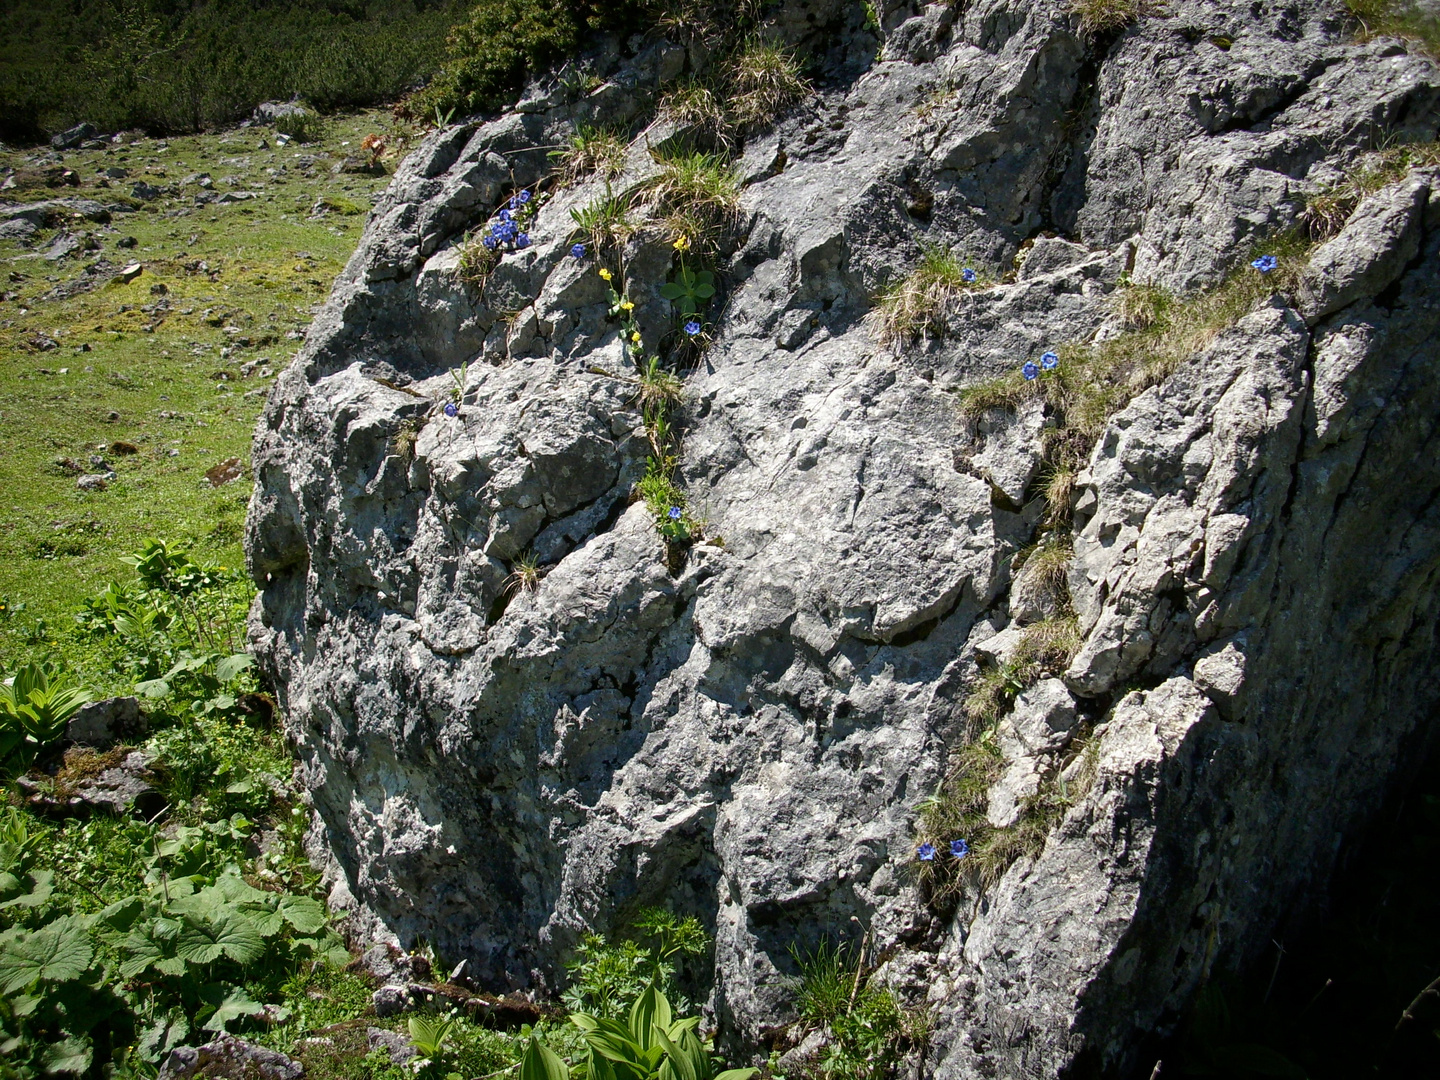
[552,124,628,186]
[1071,0,1151,36]
[1302,140,1440,239]
[1345,0,1440,56]
[725,40,811,134]
[869,246,985,348]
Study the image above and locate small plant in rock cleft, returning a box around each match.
[725,39,811,134]
[552,123,627,186]
[790,938,926,1080]
[870,246,986,348]
[571,186,635,261]
[459,187,543,292]
[659,79,732,147]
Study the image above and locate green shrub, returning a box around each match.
[404,0,651,123]
[273,110,324,143]
[0,0,464,142]
[562,907,709,1020]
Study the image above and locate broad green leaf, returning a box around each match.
[41,1035,92,1075]
[278,895,327,934]
[215,653,254,683]
[584,1016,646,1064]
[138,1009,190,1062]
[659,283,685,300]
[693,283,715,299]
[200,985,265,1032]
[0,918,92,994]
[175,911,265,966]
[654,1027,694,1080]
[0,868,52,909]
[135,678,172,699]
[630,983,672,1051]
[521,1036,571,1080]
[120,923,175,979]
[712,1070,759,1080]
[98,895,145,932]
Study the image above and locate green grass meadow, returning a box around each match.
[0,110,404,676]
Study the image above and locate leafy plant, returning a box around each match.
[563,909,710,1020]
[660,266,716,317]
[562,982,758,1080]
[571,188,634,260]
[409,1010,458,1059]
[791,941,921,1080]
[0,662,92,774]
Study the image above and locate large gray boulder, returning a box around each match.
[246,1,1440,1075]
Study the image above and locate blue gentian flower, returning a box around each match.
[917,842,936,861]
[1041,351,1059,370]
[667,506,683,521]
[482,234,498,250]
[499,208,512,222]
[515,233,530,249]
[518,190,532,204]
[571,243,586,259]
[1251,254,1278,273]
[684,320,701,336]
[962,267,977,283]
[1022,361,1040,381]
[950,839,970,859]
[443,402,459,417]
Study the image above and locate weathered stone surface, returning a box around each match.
[158,1034,302,1080]
[66,695,146,747]
[247,2,1440,1076]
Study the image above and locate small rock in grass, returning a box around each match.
[372,984,410,1018]
[76,473,108,491]
[158,1034,303,1080]
[67,696,147,748]
[118,263,142,282]
[367,1028,417,1065]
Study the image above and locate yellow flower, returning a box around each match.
[631,331,641,343]
[620,300,634,311]
[598,268,612,281]
[672,235,690,252]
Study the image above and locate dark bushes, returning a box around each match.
[0,0,463,143]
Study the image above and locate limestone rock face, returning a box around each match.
[246,2,1440,1075]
